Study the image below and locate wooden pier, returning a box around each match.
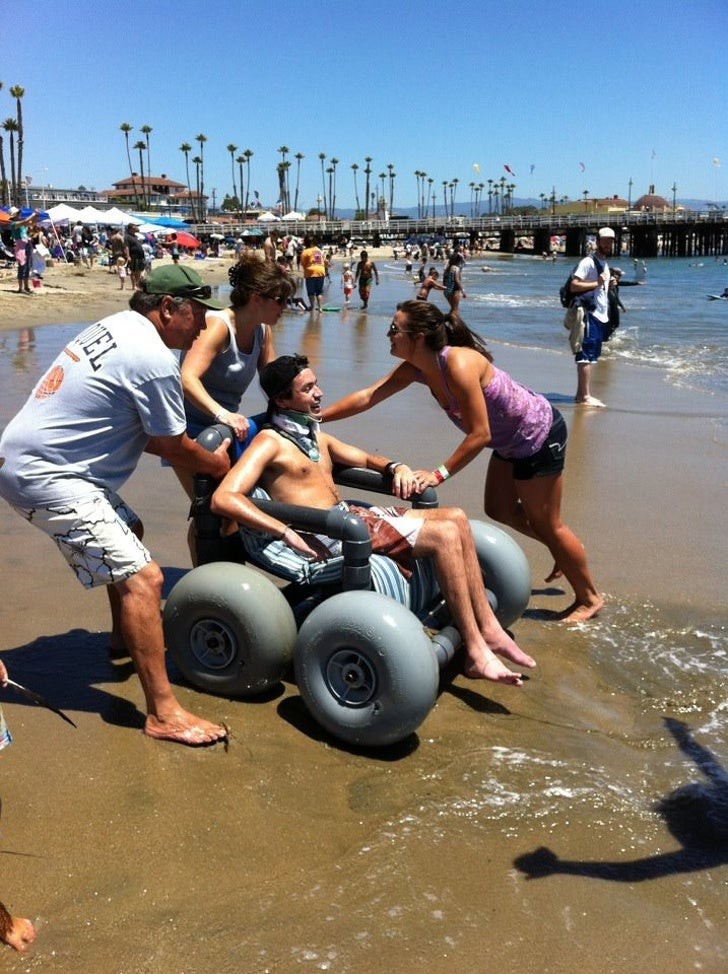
[194,211,728,259]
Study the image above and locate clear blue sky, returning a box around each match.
[2,0,726,211]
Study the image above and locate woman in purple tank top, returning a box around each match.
[323,300,602,624]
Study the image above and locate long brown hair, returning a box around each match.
[228,251,295,309]
[396,300,493,361]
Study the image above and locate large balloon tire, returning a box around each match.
[163,562,297,697]
[294,590,439,748]
[469,520,531,629]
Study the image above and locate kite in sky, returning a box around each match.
[504,164,516,177]
[579,162,586,172]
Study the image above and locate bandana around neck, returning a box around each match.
[271,409,320,460]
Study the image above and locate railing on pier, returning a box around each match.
[192,211,728,259]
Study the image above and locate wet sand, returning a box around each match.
[1,260,727,972]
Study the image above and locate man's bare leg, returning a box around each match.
[0,901,35,952]
[575,362,605,407]
[409,512,528,686]
[114,564,227,745]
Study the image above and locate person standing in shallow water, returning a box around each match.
[322,300,604,624]
[570,227,615,407]
[355,250,379,309]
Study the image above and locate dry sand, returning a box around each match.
[1,257,726,972]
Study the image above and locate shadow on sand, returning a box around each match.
[514,718,728,882]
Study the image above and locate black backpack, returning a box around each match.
[559,255,604,308]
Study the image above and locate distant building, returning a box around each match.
[633,184,670,213]
[101,174,207,215]
[592,194,630,214]
[25,185,108,208]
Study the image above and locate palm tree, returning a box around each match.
[351,162,361,215]
[236,154,245,220]
[120,122,137,214]
[378,172,386,216]
[414,171,423,218]
[419,171,427,221]
[276,162,287,214]
[179,142,194,220]
[277,146,289,210]
[330,157,339,219]
[387,163,395,216]
[293,152,304,212]
[140,123,153,196]
[195,133,207,220]
[227,143,238,208]
[2,118,18,207]
[133,140,146,208]
[243,148,253,213]
[426,177,433,218]
[451,178,459,217]
[326,166,334,219]
[442,180,448,218]
[363,156,372,220]
[192,155,203,220]
[10,86,24,207]
[0,81,5,205]
[318,153,327,219]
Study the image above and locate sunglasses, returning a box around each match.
[265,294,286,305]
[162,284,213,300]
[387,322,413,337]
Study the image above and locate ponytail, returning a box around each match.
[444,311,493,361]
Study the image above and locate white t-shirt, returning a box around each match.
[0,310,186,506]
[574,253,610,323]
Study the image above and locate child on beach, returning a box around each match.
[416,268,446,302]
[341,263,355,306]
[1,659,37,953]
[116,256,127,289]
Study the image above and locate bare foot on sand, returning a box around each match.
[558,596,605,624]
[545,563,563,582]
[464,652,523,686]
[0,910,36,952]
[575,395,606,408]
[144,709,228,747]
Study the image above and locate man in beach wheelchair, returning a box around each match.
[163,355,533,747]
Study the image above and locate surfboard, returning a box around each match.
[321,305,342,312]
[707,294,728,301]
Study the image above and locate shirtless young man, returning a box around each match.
[211,355,536,686]
[354,251,380,309]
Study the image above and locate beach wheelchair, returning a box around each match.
[162,421,531,748]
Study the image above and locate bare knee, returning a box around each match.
[116,561,163,602]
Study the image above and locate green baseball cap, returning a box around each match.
[142,265,226,310]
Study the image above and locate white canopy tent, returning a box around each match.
[256,211,281,223]
[281,210,306,221]
[104,207,138,226]
[46,203,81,224]
[76,205,112,225]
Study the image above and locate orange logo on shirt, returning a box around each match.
[35,365,65,399]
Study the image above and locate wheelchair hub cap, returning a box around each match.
[189,618,240,670]
[326,649,378,707]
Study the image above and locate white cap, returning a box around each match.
[598,227,615,239]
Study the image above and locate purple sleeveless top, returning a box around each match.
[415,347,552,459]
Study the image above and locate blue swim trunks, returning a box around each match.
[575,313,604,364]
